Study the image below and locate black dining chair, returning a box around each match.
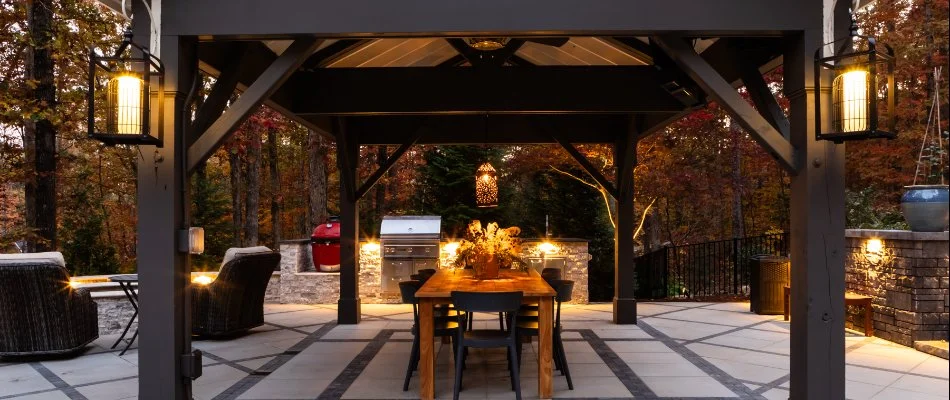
[450,291,525,400]
[518,268,562,319]
[517,279,574,390]
[399,280,463,391]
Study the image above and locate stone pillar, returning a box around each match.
[845,229,949,345]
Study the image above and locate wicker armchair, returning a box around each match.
[0,253,98,356]
[192,248,280,336]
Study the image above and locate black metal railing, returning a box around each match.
[634,232,788,300]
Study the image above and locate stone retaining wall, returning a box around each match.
[844,229,949,346]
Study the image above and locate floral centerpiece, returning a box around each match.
[453,220,523,279]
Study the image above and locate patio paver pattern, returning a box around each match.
[1,302,947,400]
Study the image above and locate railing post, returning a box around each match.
[733,237,740,295]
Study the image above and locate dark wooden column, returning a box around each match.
[135,33,198,400]
[613,123,638,324]
[785,25,847,399]
[337,120,361,324]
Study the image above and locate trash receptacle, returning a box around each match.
[311,217,341,272]
[749,255,789,315]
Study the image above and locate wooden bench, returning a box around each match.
[783,286,874,336]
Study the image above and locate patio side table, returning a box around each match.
[109,274,139,356]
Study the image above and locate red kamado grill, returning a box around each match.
[311,217,341,272]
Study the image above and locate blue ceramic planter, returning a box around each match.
[901,185,949,232]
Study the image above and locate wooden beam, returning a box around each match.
[348,114,628,145]
[190,43,247,145]
[738,54,790,139]
[438,54,467,67]
[164,0,818,38]
[653,35,797,172]
[187,38,322,172]
[355,128,423,200]
[197,41,335,140]
[292,66,687,115]
[551,135,619,199]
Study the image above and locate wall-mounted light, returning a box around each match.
[192,274,215,285]
[539,242,557,254]
[814,13,895,143]
[179,227,204,254]
[88,29,164,146]
[361,242,381,252]
[862,237,891,266]
[443,242,460,254]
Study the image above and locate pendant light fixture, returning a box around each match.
[88,29,164,146]
[814,11,896,142]
[475,113,498,208]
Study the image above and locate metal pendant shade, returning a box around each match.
[475,162,498,208]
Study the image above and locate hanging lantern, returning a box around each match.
[814,15,895,143]
[87,29,164,146]
[475,162,498,208]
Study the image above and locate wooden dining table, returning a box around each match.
[414,268,557,400]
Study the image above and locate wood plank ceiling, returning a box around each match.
[262,37,655,67]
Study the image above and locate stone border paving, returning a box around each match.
[3,303,947,400]
[317,330,394,400]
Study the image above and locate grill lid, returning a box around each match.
[380,216,441,240]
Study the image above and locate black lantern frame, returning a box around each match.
[814,18,896,143]
[87,29,164,146]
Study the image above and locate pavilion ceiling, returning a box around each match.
[196,36,784,144]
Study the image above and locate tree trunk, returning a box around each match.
[267,127,281,247]
[730,122,745,238]
[245,134,262,246]
[228,145,244,246]
[24,0,57,252]
[307,129,328,228]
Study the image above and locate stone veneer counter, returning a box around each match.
[276,238,590,305]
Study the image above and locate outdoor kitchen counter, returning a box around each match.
[414,268,557,400]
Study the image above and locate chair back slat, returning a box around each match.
[450,291,523,313]
[398,280,422,305]
[553,279,574,303]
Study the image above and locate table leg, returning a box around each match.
[119,328,138,356]
[538,296,554,399]
[419,298,435,400]
[112,282,139,349]
[864,300,873,337]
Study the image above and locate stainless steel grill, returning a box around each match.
[379,216,441,293]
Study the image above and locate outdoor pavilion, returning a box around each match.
[102,0,856,398]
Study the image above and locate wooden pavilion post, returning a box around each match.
[613,123,638,324]
[337,118,361,324]
[134,31,199,400]
[785,25,847,399]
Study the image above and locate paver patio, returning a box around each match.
[1,302,946,400]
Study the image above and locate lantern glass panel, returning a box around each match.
[475,162,498,208]
[107,72,145,135]
[833,69,869,133]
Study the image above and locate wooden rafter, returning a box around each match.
[187,38,323,172]
[653,35,797,172]
[355,127,424,200]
